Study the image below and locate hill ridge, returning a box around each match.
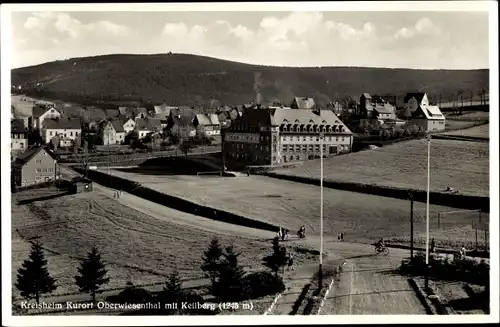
[11,53,489,107]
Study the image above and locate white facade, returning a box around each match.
[280,134,352,152]
[138,130,151,139]
[413,119,446,132]
[37,108,61,129]
[123,119,136,134]
[44,128,81,143]
[11,136,27,151]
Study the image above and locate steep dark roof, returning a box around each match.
[14,146,56,166]
[60,106,84,119]
[136,118,162,131]
[33,105,59,118]
[105,109,120,118]
[110,120,125,132]
[404,92,426,103]
[11,119,27,133]
[43,119,82,130]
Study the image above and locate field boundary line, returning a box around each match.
[263,292,283,315]
[317,260,346,315]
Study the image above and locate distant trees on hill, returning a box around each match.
[11,54,489,108]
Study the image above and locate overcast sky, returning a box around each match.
[10,10,490,69]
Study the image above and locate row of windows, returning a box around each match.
[12,134,26,139]
[280,125,343,133]
[283,145,327,152]
[229,143,270,152]
[283,136,346,142]
[35,176,52,181]
[36,168,55,173]
[49,131,79,137]
[228,152,277,162]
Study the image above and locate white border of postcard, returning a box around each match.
[2,1,499,325]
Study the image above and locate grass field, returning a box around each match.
[272,138,489,197]
[445,120,488,131]
[440,124,490,139]
[105,169,489,250]
[444,111,489,121]
[11,190,318,298]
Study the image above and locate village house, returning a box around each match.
[135,118,162,139]
[134,107,149,120]
[193,113,221,138]
[359,93,396,121]
[291,97,316,109]
[11,119,28,159]
[42,119,82,145]
[123,118,136,134]
[401,92,430,118]
[411,103,446,132]
[223,107,353,167]
[32,105,61,129]
[11,146,60,188]
[167,109,197,138]
[101,120,126,145]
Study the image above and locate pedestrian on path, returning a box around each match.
[287,254,294,271]
[430,238,435,253]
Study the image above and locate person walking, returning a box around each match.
[430,238,436,254]
[287,254,294,271]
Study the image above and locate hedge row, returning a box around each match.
[73,167,280,232]
[265,173,490,212]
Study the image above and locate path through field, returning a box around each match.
[320,244,427,315]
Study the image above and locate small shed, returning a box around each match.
[70,177,93,193]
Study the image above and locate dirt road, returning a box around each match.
[320,247,427,315]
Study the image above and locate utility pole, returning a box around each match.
[408,191,415,260]
[425,135,431,290]
[319,131,324,290]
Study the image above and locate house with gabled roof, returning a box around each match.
[167,109,196,138]
[32,105,61,129]
[411,104,446,132]
[11,119,28,158]
[11,146,59,188]
[359,93,396,121]
[100,119,127,145]
[193,113,221,138]
[135,118,162,139]
[291,97,316,109]
[42,119,82,144]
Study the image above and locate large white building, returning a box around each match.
[223,107,353,167]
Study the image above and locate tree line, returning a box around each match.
[15,235,290,315]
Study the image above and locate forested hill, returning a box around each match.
[11,53,489,107]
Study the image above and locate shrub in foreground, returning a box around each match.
[399,251,490,286]
[243,271,286,299]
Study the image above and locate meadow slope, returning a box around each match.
[11,190,318,297]
[274,139,489,197]
[104,170,489,249]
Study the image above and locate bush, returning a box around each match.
[243,271,285,299]
[399,251,489,286]
[107,283,154,304]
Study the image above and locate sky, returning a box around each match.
[9,9,491,69]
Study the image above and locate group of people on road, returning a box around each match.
[113,190,124,199]
[277,227,290,241]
